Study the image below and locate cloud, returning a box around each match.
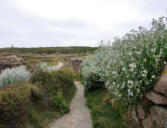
[0,0,167,47]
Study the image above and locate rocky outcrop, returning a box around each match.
[130,64,167,128]
[0,55,22,73]
[69,58,82,72]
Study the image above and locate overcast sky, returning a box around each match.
[0,0,167,48]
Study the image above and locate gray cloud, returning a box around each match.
[0,0,167,48]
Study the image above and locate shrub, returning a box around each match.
[36,62,62,73]
[82,17,167,105]
[31,69,54,90]
[0,66,31,89]
[31,67,74,93]
[0,83,31,125]
[51,91,69,114]
[30,85,43,101]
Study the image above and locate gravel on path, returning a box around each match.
[49,81,92,128]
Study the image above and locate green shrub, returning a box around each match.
[52,67,74,93]
[30,85,43,101]
[0,66,31,89]
[82,17,167,105]
[0,83,31,126]
[31,69,56,91]
[51,91,69,114]
[31,67,74,93]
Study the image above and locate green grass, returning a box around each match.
[25,83,76,128]
[85,88,133,128]
[24,103,62,128]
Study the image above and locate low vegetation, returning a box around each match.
[0,46,97,54]
[0,83,31,127]
[85,88,133,128]
[0,66,31,89]
[0,61,76,127]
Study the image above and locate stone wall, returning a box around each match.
[131,66,167,128]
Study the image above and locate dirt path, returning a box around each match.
[49,81,92,128]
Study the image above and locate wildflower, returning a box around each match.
[151,75,156,79]
[129,63,136,68]
[112,71,117,75]
[136,51,141,55]
[122,67,126,71]
[143,70,147,74]
[127,80,133,85]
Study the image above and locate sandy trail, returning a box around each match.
[49,81,92,128]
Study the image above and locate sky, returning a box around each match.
[0,0,167,48]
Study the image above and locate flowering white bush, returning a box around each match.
[82,17,167,105]
[0,66,31,89]
[37,62,60,72]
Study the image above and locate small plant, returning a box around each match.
[51,91,69,113]
[0,66,31,89]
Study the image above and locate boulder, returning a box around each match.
[142,115,154,128]
[154,75,167,96]
[141,97,154,113]
[142,106,167,128]
[131,108,139,125]
[69,58,82,72]
[145,92,167,105]
[137,105,145,120]
[150,106,167,128]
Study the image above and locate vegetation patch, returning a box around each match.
[82,17,167,105]
[0,61,76,128]
[0,66,31,89]
[0,83,31,127]
[85,88,132,128]
[0,46,97,54]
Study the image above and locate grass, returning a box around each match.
[25,82,76,128]
[85,88,133,128]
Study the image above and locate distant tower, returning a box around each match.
[11,44,14,48]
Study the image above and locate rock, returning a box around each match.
[154,75,167,96]
[150,106,167,128]
[145,92,167,105]
[131,108,139,125]
[142,115,154,128]
[69,58,82,72]
[142,106,167,128]
[137,105,145,120]
[141,97,154,113]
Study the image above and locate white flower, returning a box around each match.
[129,63,136,68]
[127,80,133,85]
[136,51,141,55]
[112,71,117,75]
[143,70,147,74]
[122,67,126,71]
[151,75,156,79]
